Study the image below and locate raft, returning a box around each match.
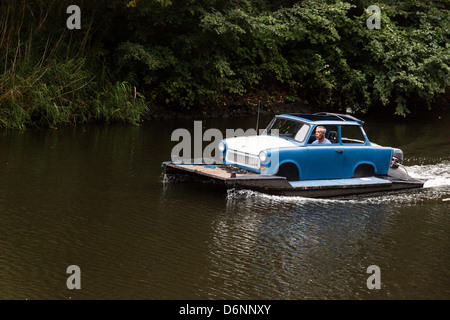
[162,161,424,198]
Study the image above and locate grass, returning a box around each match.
[0,0,150,130]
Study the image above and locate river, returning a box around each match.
[0,112,449,299]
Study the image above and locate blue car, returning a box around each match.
[218,112,403,181]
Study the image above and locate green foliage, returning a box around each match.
[93,81,149,124]
[340,2,450,115]
[0,0,151,129]
[0,56,92,129]
[115,0,448,115]
[0,0,448,128]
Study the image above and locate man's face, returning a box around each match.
[315,129,325,140]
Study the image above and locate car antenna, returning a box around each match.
[256,100,260,135]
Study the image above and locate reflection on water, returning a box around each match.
[0,114,449,299]
[217,162,450,299]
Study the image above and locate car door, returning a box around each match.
[340,124,371,178]
[305,125,344,180]
[305,146,345,179]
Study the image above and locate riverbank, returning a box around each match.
[143,96,449,123]
[146,99,313,121]
[1,97,447,130]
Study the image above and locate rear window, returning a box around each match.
[341,125,366,144]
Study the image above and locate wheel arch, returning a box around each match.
[352,162,376,178]
[276,161,302,181]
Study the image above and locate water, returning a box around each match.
[0,113,448,300]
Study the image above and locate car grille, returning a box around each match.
[226,150,259,169]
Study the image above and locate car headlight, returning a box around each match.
[259,151,267,163]
[218,141,225,152]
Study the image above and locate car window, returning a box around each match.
[267,119,297,137]
[326,125,339,144]
[341,125,366,144]
[294,124,310,142]
[265,118,308,141]
[307,125,338,144]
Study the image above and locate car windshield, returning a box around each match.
[264,117,310,142]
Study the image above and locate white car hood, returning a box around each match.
[225,135,296,155]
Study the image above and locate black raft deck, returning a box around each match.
[162,162,424,198]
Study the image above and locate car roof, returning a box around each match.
[277,112,365,126]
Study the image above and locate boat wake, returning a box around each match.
[404,161,450,188]
[227,161,450,204]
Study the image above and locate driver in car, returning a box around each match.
[312,126,331,145]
